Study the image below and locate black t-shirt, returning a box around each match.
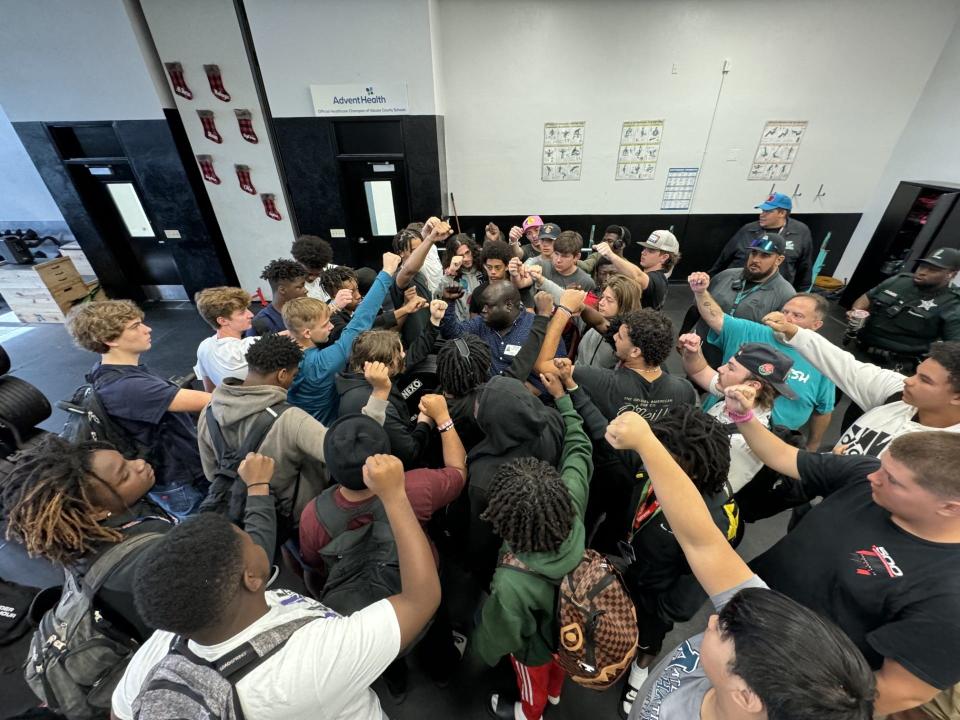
[91,363,204,490]
[642,270,668,311]
[574,365,698,422]
[389,270,430,349]
[751,451,960,689]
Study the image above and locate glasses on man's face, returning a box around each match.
[749,237,778,254]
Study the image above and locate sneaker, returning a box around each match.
[618,660,648,719]
[547,694,560,705]
[488,693,530,720]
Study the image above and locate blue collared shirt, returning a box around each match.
[440,304,566,380]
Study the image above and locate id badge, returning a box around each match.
[503,344,522,357]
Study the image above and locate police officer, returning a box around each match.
[851,247,960,369]
[708,192,816,291]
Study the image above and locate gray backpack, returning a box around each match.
[24,532,162,719]
[131,616,316,720]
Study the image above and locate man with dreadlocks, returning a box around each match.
[246,258,308,336]
[1,435,176,640]
[473,372,593,720]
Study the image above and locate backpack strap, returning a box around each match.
[497,552,560,586]
[80,532,163,596]
[171,615,316,682]
[313,486,389,539]
[207,401,292,471]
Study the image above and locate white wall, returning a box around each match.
[0,0,167,121]
[834,14,960,281]
[245,0,438,117]
[0,104,64,222]
[434,0,960,217]
[140,0,296,295]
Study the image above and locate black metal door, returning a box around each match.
[69,162,185,299]
[338,159,409,268]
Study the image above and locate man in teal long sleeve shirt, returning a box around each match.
[284,252,401,425]
[472,373,593,720]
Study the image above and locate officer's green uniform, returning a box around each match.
[860,273,960,357]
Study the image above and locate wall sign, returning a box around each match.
[310,83,409,116]
[616,120,663,180]
[661,167,699,210]
[541,122,585,182]
[749,121,807,181]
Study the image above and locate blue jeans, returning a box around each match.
[148,483,206,520]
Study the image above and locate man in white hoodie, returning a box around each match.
[763,313,960,456]
[197,333,391,543]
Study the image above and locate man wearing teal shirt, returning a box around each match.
[688,272,834,450]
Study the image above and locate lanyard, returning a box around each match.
[731,282,764,314]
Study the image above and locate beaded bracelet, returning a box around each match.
[437,419,455,433]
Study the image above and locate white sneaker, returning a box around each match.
[619,660,648,718]
[547,694,560,705]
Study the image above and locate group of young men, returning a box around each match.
[10,196,960,720]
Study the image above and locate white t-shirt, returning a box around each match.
[304,263,339,303]
[706,374,772,492]
[194,334,259,386]
[112,589,400,720]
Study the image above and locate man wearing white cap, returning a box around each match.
[593,229,679,311]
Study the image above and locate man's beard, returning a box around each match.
[913,277,942,289]
[486,315,511,331]
[743,265,773,282]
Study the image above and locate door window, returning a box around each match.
[363,180,398,237]
[106,183,155,238]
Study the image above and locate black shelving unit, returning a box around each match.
[841,180,960,306]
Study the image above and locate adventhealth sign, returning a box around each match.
[310,83,409,116]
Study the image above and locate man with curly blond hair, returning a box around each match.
[65,300,212,518]
[194,286,257,391]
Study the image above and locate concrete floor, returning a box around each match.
[0,285,854,719]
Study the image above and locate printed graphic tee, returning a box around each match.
[751,451,960,689]
[630,575,768,719]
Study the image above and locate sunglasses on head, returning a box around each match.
[750,237,779,254]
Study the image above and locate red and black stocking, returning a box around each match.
[261,193,282,221]
[235,165,256,194]
[197,110,222,143]
[196,155,220,184]
[164,62,192,100]
[204,64,231,102]
[235,109,259,143]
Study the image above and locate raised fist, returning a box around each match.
[687,272,710,294]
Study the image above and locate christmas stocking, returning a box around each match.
[235,109,259,143]
[235,165,256,194]
[204,64,231,102]
[197,155,220,184]
[164,62,192,100]
[261,193,282,221]
[197,110,222,143]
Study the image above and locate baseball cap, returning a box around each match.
[637,230,679,254]
[522,215,544,232]
[734,342,797,400]
[539,223,561,240]
[919,247,960,271]
[749,234,786,256]
[322,414,391,490]
[755,192,792,212]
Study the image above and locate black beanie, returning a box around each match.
[322,414,391,490]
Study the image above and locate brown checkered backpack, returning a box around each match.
[499,548,637,690]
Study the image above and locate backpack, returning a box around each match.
[198,401,292,528]
[312,488,401,616]
[24,532,162,720]
[57,372,153,461]
[131,615,315,720]
[499,548,637,690]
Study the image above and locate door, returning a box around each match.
[69,162,186,300]
[338,159,410,269]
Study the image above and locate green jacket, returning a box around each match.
[472,394,594,666]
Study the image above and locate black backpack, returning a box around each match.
[312,487,401,616]
[24,533,162,720]
[57,371,152,460]
[198,402,291,527]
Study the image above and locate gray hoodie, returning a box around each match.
[197,379,387,529]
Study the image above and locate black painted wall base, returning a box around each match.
[452,212,862,280]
